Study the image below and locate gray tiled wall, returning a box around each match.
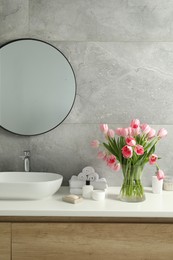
[0,0,172,186]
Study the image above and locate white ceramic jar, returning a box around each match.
[92,190,105,201]
[163,176,173,191]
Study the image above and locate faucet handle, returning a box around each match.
[24,151,30,157]
[19,150,30,159]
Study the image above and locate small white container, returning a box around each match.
[92,190,105,201]
[152,176,163,194]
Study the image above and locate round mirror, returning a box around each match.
[0,39,76,136]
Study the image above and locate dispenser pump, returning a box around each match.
[86,175,90,185]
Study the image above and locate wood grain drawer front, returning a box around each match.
[12,223,173,260]
[0,223,11,260]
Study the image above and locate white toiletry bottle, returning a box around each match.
[82,176,93,199]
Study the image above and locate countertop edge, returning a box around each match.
[0,216,173,223]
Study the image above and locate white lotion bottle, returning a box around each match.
[82,178,93,199]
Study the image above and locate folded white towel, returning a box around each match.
[78,172,87,181]
[82,166,95,175]
[78,166,97,181]
[70,188,82,195]
[87,172,99,182]
[69,176,85,187]
[93,179,108,190]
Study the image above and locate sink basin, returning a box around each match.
[0,172,63,200]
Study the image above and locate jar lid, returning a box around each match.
[164,176,173,183]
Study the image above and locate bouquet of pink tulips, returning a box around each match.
[91,119,167,201]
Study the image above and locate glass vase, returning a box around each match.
[119,164,145,202]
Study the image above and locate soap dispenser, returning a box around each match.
[82,175,93,199]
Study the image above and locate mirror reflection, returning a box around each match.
[0,39,76,136]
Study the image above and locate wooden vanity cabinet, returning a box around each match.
[0,219,173,260]
[11,221,173,260]
[0,223,11,260]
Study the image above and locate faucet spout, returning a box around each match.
[20,151,30,172]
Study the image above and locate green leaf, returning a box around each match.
[103,142,117,158]
[147,145,155,158]
[108,137,119,155]
[134,151,148,166]
[144,137,158,151]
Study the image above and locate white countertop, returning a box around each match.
[0,186,173,218]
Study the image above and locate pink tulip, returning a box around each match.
[115,128,122,136]
[156,169,165,180]
[130,119,140,129]
[157,128,168,139]
[147,128,156,139]
[120,128,129,137]
[115,127,128,137]
[149,154,158,165]
[106,155,117,167]
[100,124,108,134]
[107,163,116,170]
[113,163,121,172]
[132,127,140,136]
[97,151,106,160]
[122,145,133,158]
[107,129,115,138]
[126,137,136,147]
[128,127,133,136]
[106,154,116,164]
[91,140,100,148]
[134,145,144,155]
[141,123,151,134]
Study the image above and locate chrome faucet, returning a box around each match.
[20,151,30,172]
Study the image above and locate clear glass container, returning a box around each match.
[119,164,145,202]
[163,176,173,191]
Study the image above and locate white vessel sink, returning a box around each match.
[0,172,63,200]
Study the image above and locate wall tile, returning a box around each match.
[51,41,173,125]
[29,0,173,41]
[0,128,30,172]
[0,0,29,43]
